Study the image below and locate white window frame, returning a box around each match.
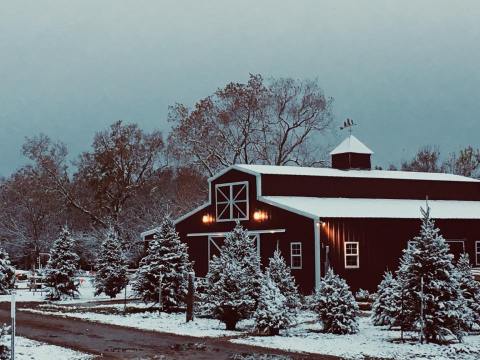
[344,241,360,269]
[476,241,480,266]
[208,234,260,271]
[215,181,249,222]
[290,242,302,269]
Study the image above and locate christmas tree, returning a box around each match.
[206,223,261,330]
[254,272,293,335]
[94,227,128,298]
[44,226,80,300]
[456,253,480,330]
[372,271,400,327]
[266,248,300,314]
[313,268,359,334]
[395,205,468,342]
[133,216,192,310]
[0,248,15,294]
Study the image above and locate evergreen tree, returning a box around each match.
[395,206,468,342]
[44,226,80,300]
[456,253,480,329]
[0,248,15,295]
[372,271,400,326]
[206,223,262,330]
[94,227,128,298]
[313,268,359,334]
[266,249,300,313]
[254,273,293,335]
[133,216,192,310]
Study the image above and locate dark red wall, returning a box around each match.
[332,152,371,170]
[175,169,317,294]
[261,174,480,200]
[321,218,480,292]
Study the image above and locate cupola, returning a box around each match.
[330,135,373,170]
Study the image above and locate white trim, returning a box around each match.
[215,181,249,222]
[259,197,318,220]
[173,203,210,226]
[475,241,480,266]
[207,165,260,183]
[290,242,302,269]
[187,229,285,237]
[207,233,260,271]
[344,241,359,269]
[314,220,321,289]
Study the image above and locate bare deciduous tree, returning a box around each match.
[168,74,334,176]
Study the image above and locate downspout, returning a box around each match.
[314,218,321,290]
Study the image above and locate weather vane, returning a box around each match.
[340,118,357,135]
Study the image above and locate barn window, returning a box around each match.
[344,242,359,269]
[215,181,249,222]
[476,241,480,265]
[290,242,302,269]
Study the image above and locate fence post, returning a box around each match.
[186,272,195,322]
[11,290,15,360]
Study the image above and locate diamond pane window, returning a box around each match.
[215,181,249,221]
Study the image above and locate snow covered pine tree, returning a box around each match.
[133,216,192,310]
[206,223,261,330]
[395,205,468,342]
[94,227,128,298]
[254,271,293,335]
[372,271,400,327]
[44,226,80,300]
[456,253,480,330]
[265,248,300,314]
[313,268,359,334]
[0,247,15,294]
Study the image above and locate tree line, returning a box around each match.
[0,74,336,269]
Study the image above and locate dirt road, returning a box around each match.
[0,302,336,359]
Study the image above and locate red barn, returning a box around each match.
[142,135,480,294]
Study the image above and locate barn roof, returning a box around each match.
[330,135,374,155]
[262,196,480,219]
[232,164,479,183]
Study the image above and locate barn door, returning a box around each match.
[446,240,465,262]
[208,234,260,271]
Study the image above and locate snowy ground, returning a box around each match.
[0,278,134,303]
[21,304,480,360]
[1,336,93,360]
[232,313,480,360]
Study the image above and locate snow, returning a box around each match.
[21,305,251,338]
[1,336,92,360]
[0,278,134,303]
[232,315,480,360]
[330,135,374,155]
[261,196,480,219]
[233,164,480,182]
[19,303,480,359]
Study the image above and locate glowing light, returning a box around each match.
[202,214,214,224]
[253,210,268,221]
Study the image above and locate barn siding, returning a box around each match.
[175,168,317,294]
[321,218,480,292]
[261,174,480,200]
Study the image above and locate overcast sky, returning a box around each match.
[1,1,479,175]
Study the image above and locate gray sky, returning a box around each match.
[1,1,479,176]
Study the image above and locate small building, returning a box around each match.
[142,135,480,294]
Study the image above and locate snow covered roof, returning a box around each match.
[261,196,480,219]
[233,164,480,183]
[330,135,373,155]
